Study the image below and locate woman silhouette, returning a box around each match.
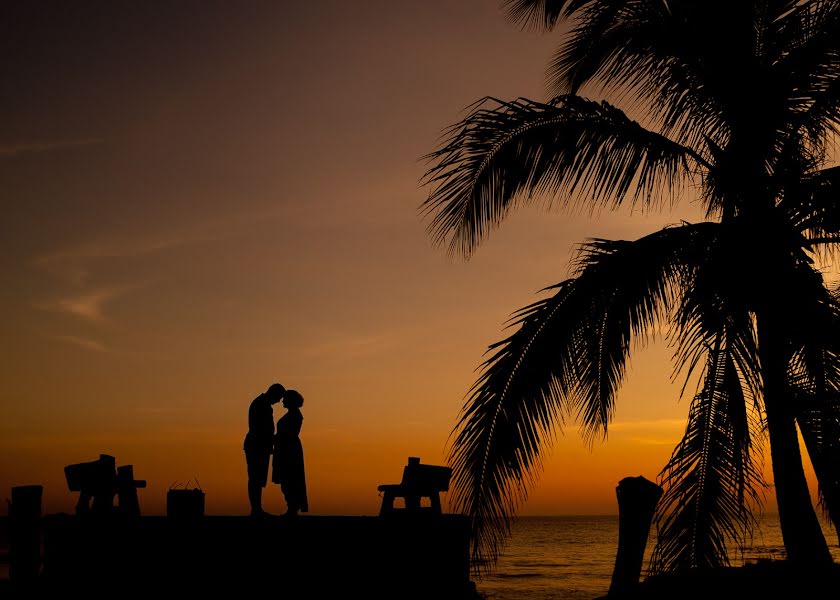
[272,389,308,515]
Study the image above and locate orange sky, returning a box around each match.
[0,1,831,517]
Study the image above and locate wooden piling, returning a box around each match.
[9,485,43,584]
[608,476,663,597]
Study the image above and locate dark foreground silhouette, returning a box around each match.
[64,454,146,517]
[378,456,452,516]
[244,383,309,517]
[421,0,840,573]
[272,389,308,515]
[5,464,838,599]
[609,476,663,596]
[244,382,285,516]
[3,453,474,599]
[36,514,472,597]
[602,475,840,598]
[601,561,840,600]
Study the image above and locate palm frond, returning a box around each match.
[448,223,713,570]
[547,1,840,169]
[503,0,582,30]
[798,395,840,539]
[430,0,840,577]
[421,95,699,258]
[669,222,762,401]
[549,0,672,96]
[569,224,717,442]
[787,287,840,537]
[547,1,759,152]
[785,166,840,239]
[448,280,576,573]
[651,333,764,572]
[774,0,840,145]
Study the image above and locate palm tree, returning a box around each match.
[422,0,840,572]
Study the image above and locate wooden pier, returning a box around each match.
[29,514,473,598]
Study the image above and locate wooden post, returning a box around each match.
[116,465,143,517]
[9,485,43,584]
[608,476,663,597]
[91,454,117,515]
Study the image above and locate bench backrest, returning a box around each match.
[401,462,452,492]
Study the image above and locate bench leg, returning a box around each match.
[380,491,396,516]
[405,494,421,512]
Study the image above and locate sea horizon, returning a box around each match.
[479,515,839,600]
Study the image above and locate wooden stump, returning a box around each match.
[9,485,43,584]
[608,476,663,597]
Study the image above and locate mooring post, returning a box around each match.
[116,465,145,517]
[9,485,43,584]
[608,476,663,597]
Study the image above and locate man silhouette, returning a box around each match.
[244,383,285,516]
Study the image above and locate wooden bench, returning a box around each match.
[64,454,146,517]
[377,457,452,516]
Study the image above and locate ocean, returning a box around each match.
[477,515,840,600]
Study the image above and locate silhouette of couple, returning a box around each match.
[244,383,308,517]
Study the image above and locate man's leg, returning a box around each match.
[246,449,269,516]
[248,480,264,516]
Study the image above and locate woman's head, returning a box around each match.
[283,389,304,409]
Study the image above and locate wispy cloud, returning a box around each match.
[38,286,132,322]
[31,207,291,327]
[627,436,680,446]
[33,207,289,286]
[302,332,398,359]
[135,406,182,414]
[605,420,687,446]
[0,137,103,158]
[55,335,107,352]
[609,418,686,432]
[0,429,229,449]
[37,236,200,265]
[31,229,217,326]
[34,237,210,287]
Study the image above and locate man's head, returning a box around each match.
[266,383,286,404]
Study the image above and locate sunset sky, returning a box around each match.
[1,1,829,517]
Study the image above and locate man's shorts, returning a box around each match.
[245,448,270,487]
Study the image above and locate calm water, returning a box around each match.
[478,516,840,600]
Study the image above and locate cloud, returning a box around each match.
[627,436,680,446]
[302,332,397,359]
[0,138,103,158]
[0,429,228,449]
[609,418,686,432]
[34,237,204,286]
[30,207,292,325]
[32,207,290,285]
[135,406,182,414]
[608,419,686,446]
[30,228,222,324]
[55,335,107,352]
[38,286,131,322]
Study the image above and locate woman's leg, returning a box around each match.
[280,481,299,516]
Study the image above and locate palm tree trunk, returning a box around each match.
[757,313,833,565]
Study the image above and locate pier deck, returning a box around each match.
[8,514,473,598]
